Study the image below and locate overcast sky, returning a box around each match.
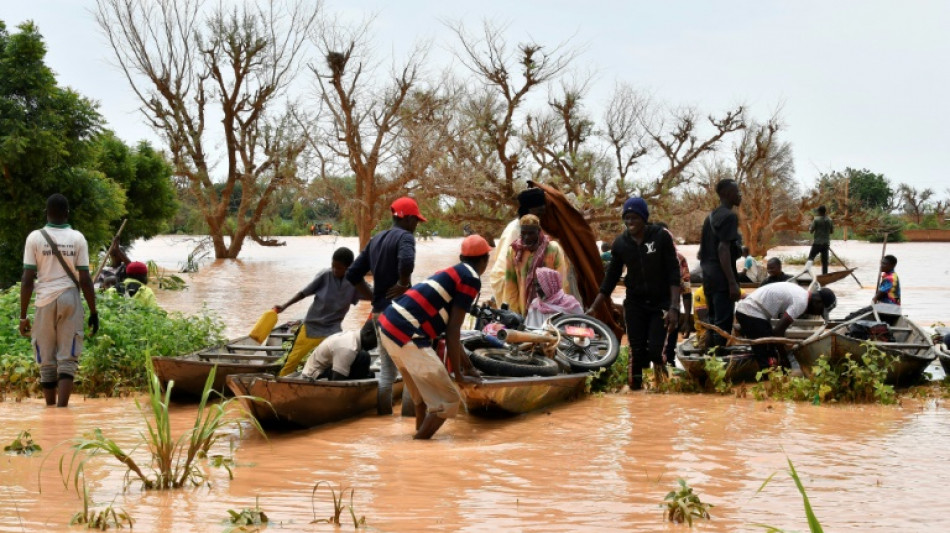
[5,0,948,192]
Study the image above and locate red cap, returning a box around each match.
[460,235,492,256]
[390,197,427,222]
[126,261,148,276]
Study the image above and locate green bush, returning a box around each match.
[0,285,225,399]
[586,347,629,393]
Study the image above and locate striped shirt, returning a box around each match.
[379,263,481,347]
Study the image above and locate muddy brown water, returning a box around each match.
[2,236,949,531]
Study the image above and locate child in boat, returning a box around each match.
[273,247,360,376]
[524,267,583,329]
[873,255,901,306]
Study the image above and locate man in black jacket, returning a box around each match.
[587,198,681,390]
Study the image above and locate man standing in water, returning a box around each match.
[807,205,834,275]
[697,179,743,353]
[378,235,490,439]
[346,197,424,415]
[19,194,99,407]
[587,198,681,389]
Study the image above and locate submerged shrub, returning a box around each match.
[0,285,224,398]
[662,478,713,525]
[586,347,630,393]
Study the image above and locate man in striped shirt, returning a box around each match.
[378,235,492,439]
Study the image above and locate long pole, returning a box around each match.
[92,219,127,283]
[871,231,889,323]
[828,247,863,288]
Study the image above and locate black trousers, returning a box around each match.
[735,312,777,367]
[624,300,668,388]
[702,282,735,351]
[807,243,830,275]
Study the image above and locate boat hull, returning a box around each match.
[152,357,282,399]
[457,373,588,416]
[226,373,403,429]
[676,340,762,384]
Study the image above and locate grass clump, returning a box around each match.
[0,285,224,399]
[226,496,268,532]
[70,482,134,530]
[57,355,265,491]
[753,457,824,533]
[753,347,896,404]
[311,481,367,529]
[662,478,713,526]
[5,429,42,455]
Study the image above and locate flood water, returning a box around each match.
[2,235,949,531]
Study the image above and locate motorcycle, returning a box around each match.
[459,302,620,377]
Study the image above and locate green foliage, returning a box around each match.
[703,356,733,394]
[0,285,224,398]
[70,481,134,530]
[753,457,824,533]
[751,346,896,404]
[4,429,42,455]
[57,357,267,491]
[145,260,187,291]
[0,20,129,286]
[226,496,269,532]
[585,347,629,393]
[650,367,702,394]
[311,481,367,529]
[662,478,713,526]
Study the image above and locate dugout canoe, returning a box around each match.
[937,344,950,378]
[456,373,588,416]
[225,373,404,429]
[677,317,826,384]
[152,322,297,401]
[690,268,857,290]
[794,305,935,387]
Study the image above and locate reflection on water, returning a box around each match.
[1,235,948,531]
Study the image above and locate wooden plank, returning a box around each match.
[199,353,283,361]
[227,344,286,352]
[871,342,933,349]
[268,332,296,339]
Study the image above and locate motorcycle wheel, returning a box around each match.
[468,348,559,378]
[549,314,620,372]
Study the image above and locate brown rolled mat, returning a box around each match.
[528,180,625,340]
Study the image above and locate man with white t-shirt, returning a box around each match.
[734,282,835,368]
[19,194,99,407]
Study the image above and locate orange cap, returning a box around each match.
[390,197,427,222]
[460,235,492,256]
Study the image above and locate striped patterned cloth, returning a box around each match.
[379,263,481,348]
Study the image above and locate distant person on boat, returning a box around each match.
[600,242,612,270]
[760,257,793,286]
[587,198,681,390]
[346,196,425,415]
[297,319,376,381]
[498,214,569,316]
[524,267,583,329]
[807,205,834,275]
[873,254,901,306]
[19,193,99,408]
[377,235,491,439]
[110,261,158,308]
[698,178,743,353]
[274,247,360,376]
[490,188,549,302]
[735,283,836,368]
[737,246,765,283]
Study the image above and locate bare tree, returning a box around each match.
[898,183,934,225]
[96,0,318,258]
[603,83,652,204]
[301,19,429,248]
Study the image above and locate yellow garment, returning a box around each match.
[499,241,568,316]
[692,287,708,340]
[106,280,159,309]
[489,218,520,302]
[249,309,279,344]
[279,326,326,376]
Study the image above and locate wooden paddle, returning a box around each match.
[92,219,127,283]
[828,247,863,288]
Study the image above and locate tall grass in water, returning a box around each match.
[754,457,824,533]
[311,481,367,529]
[57,354,265,491]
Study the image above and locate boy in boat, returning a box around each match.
[735,283,836,368]
[274,247,359,376]
[807,205,834,275]
[297,319,376,381]
[873,255,901,306]
[377,235,490,439]
[760,257,793,286]
[586,198,681,390]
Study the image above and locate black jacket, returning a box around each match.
[600,225,680,308]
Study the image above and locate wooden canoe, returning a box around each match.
[690,268,857,289]
[677,317,825,384]
[937,345,950,378]
[794,306,935,387]
[152,322,298,401]
[225,373,403,429]
[457,373,588,416]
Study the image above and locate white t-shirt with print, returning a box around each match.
[23,225,89,308]
[736,281,808,321]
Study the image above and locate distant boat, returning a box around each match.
[690,268,857,290]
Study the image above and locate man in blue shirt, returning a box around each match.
[346,197,425,415]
